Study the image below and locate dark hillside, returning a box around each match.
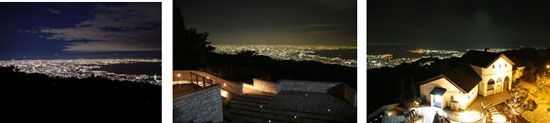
[0,66,160,122]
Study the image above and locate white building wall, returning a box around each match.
[420,78,477,109]
[479,57,513,96]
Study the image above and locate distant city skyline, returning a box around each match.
[0,3,161,59]
[368,0,550,49]
[176,0,356,46]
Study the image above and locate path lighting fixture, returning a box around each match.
[221,90,229,98]
[294,115,297,119]
[328,108,331,112]
[492,114,507,123]
[260,105,263,108]
[268,120,271,123]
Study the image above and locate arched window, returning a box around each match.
[497,78,503,83]
[488,79,495,90]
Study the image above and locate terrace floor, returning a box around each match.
[223,91,356,123]
[467,89,512,112]
[412,90,512,123]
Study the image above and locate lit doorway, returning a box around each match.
[432,94,443,108]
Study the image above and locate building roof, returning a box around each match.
[502,52,526,67]
[430,86,447,95]
[461,50,515,68]
[420,64,482,93]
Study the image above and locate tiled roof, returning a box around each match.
[461,50,501,67]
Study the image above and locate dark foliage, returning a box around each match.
[0,66,160,122]
[205,53,357,89]
[174,7,215,69]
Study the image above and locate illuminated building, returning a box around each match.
[461,50,515,96]
[419,50,518,110]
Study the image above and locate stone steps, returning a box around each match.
[225,103,353,123]
[242,94,275,100]
[233,96,271,104]
[224,92,356,123]
[226,101,355,121]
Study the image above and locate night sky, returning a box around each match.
[0,3,161,59]
[176,0,356,46]
[368,0,550,49]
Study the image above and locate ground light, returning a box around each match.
[492,114,507,123]
[221,89,229,98]
[457,110,482,122]
[433,94,442,107]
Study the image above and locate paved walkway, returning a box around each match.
[224,91,356,123]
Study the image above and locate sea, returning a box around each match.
[313,49,357,60]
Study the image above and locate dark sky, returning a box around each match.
[176,0,356,46]
[368,0,550,49]
[0,3,161,59]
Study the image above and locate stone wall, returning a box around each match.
[252,78,279,94]
[327,83,357,106]
[174,85,223,123]
[278,79,340,93]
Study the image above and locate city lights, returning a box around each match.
[214,45,357,67]
[0,59,161,85]
[368,49,465,69]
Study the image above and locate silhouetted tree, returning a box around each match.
[174,7,215,69]
[237,50,257,57]
[236,50,257,65]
